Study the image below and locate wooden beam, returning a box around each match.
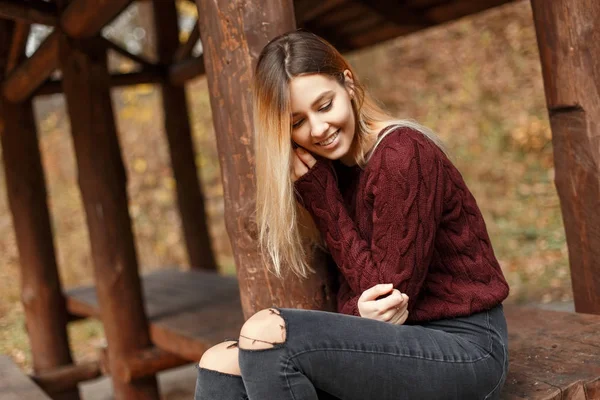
[99,36,157,70]
[2,0,132,103]
[425,0,514,23]
[173,21,199,62]
[195,0,337,317]
[530,0,600,315]
[31,361,101,394]
[61,0,132,38]
[0,0,58,26]
[58,34,159,398]
[153,0,217,271]
[353,0,430,28]
[0,95,81,400]
[98,346,188,382]
[5,21,29,75]
[35,69,165,96]
[168,56,205,86]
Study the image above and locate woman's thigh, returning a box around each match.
[274,306,507,400]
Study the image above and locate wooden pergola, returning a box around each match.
[1,0,599,399]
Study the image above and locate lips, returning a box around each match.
[318,129,340,146]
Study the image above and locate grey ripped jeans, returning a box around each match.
[194,304,508,400]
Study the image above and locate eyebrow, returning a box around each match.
[291,90,334,118]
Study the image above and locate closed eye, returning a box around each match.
[319,101,333,112]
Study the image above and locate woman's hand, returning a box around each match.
[291,147,317,182]
[357,283,409,325]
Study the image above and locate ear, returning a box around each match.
[343,69,355,98]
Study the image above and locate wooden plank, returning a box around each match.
[0,356,52,400]
[58,34,159,399]
[66,269,245,361]
[2,0,132,103]
[530,0,600,315]
[504,305,600,398]
[194,0,337,317]
[0,0,58,26]
[152,0,217,271]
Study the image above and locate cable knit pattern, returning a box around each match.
[294,127,509,322]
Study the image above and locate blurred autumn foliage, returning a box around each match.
[0,0,571,369]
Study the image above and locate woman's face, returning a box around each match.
[289,71,356,165]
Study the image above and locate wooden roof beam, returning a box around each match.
[354,0,430,28]
[2,0,132,103]
[5,21,29,76]
[425,0,514,24]
[35,68,165,96]
[0,0,58,26]
[99,36,157,70]
[173,21,199,62]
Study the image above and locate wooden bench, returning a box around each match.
[502,305,600,399]
[66,269,600,399]
[0,356,51,400]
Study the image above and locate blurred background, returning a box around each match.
[0,0,571,372]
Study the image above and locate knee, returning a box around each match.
[238,308,286,350]
[198,341,240,376]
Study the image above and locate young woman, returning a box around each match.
[195,30,510,400]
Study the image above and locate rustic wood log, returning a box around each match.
[194,0,337,317]
[530,0,600,315]
[57,34,159,399]
[30,361,101,395]
[2,0,131,103]
[99,36,157,70]
[0,0,58,26]
[173,21,199,62]
[168,56,205,86]
[153,0,217,271]
[35,69,165,96]
[5,21,29,75]
[0,98,81,400]
[1,24,80,397]
[99,346,188,382]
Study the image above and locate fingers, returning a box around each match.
[291,152,309,182]
[389,308,409,325]
[359,283,394,302]
[378,290,408,311]
[295,147,317,168]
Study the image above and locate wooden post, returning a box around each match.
[531,0,600,314]
[57,34,160,399]
[151,0,217,271]
[194,0,337,317]
[0,20,80,400]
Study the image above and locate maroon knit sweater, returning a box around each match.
[294,127,509,322]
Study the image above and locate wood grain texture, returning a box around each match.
[194,0,338,317]
[530,0,600,315]
[58,34,160,399]
[502,305,600,399]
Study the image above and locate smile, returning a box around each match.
[318,129,340,146]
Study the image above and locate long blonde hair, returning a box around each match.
[253,30,444,278]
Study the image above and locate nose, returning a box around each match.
[309,116,329,141]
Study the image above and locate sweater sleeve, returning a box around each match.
[294,133,444,309]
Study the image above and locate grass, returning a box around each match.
[0,0,572,371]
